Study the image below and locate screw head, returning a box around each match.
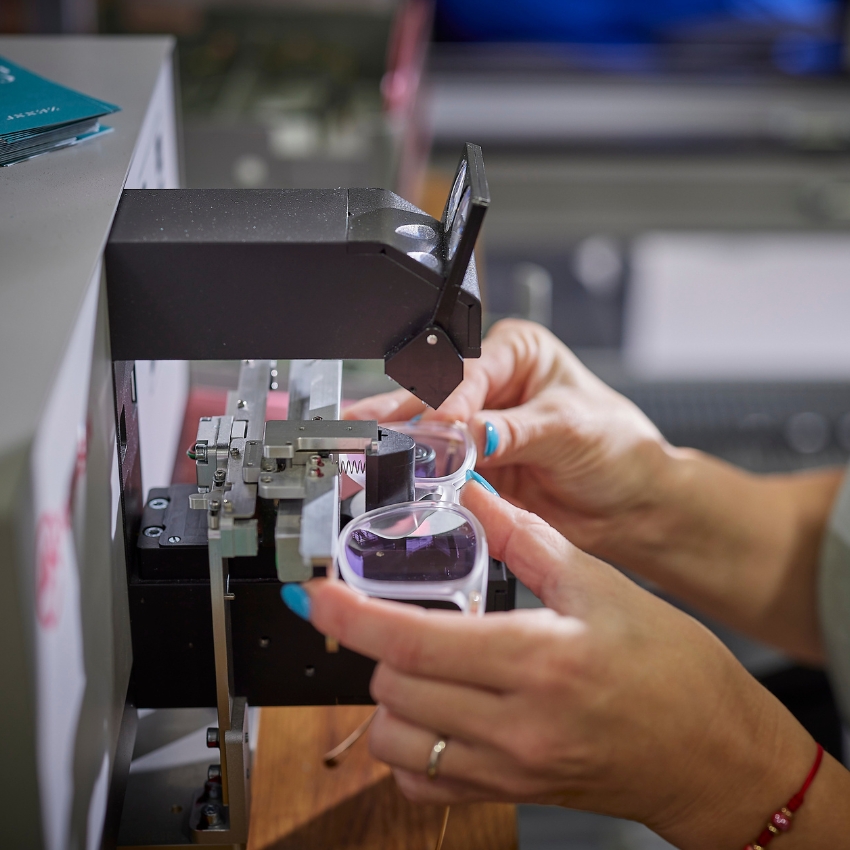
[213,468,226,482]
[149,497,169,510]
[426,333,438,345]
[143,526,163,538]
[207,765,222,781]
[237,399,247,409]
[209,499,221,511]
[230,446,240,458]
[260,475,272,484]
[201,803,223,828]
[168,536,181,544]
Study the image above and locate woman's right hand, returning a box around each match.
[345,318,674,553]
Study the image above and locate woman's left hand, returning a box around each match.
[298,483,816,850]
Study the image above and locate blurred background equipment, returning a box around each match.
[172,1,431,194]
[30,0,433,197]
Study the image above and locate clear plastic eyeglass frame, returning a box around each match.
[337,501,488,615]
[381,420,477,503]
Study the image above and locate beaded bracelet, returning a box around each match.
[743,744,824,850]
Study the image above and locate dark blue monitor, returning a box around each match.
[434,0,847,76]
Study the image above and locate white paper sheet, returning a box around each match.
[33,266,98,850]
[623,233,850,380]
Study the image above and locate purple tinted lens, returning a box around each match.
[345,520,477,581]
[414,441,437,478]
[412,432,463,477]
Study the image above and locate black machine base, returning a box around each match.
[130,486,516,708]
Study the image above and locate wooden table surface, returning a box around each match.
[247,706,517,850]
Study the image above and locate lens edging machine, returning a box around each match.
[105,143,516,845]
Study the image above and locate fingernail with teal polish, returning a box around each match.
[484,421,498,457]
[281,583,311,621]
[409,413,423,423]
[465,469,499,496]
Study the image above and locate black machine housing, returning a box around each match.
[106,145,515,709]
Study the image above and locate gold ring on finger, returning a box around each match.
[427,738,448,781]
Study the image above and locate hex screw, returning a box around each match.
[230,446,240,458]
[201,804,223,828]
[208,499,220,530]
[206,728,220,749]
[260,475,272,484]
[168,536,181,544]
[207,765,222,781]
[143,526,163,538]
[149,497,169,510]
[213,469,226,485]
[237,399,247,409]
[261,457,276,472]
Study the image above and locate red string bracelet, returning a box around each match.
[743,744,824,850]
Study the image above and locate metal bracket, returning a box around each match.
[188,360,271,846]
[270,361,368,583]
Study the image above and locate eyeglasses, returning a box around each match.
[337,501,488,615]
[381,420,476,503]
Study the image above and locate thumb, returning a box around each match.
[460,477,582,613]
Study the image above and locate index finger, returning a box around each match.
[343,388,426,422]
[304,579,558,690]
[431,319,551,423]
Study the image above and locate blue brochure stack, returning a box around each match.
[0,56,120,166]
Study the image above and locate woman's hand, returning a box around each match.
[297,483,831,850]
[345,319,843,663]
[345,319,670,541]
